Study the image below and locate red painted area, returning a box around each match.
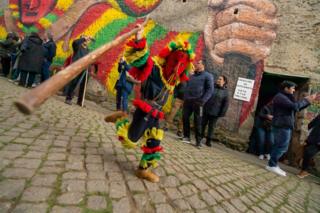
[94,19,145,84]
[52,8,64,17]
[194,33,205,62]
[70,3,110,39]
[239,60,264,126]
[150,31,178,56]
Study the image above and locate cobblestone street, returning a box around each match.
[0,78,319,213]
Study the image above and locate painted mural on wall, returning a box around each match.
[0,0,204,94]
[204,0,278,131]
[0,0,281,130]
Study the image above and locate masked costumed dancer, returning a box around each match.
[104,25,194,183]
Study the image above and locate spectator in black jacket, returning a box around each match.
[266,81,317,176]
[255,101,274,160]
[181,60,214,148]
[41,31,56,82]
[201,75,229,147]
[65,35,93,106]
[297,114,320,178]
[18,32,44,88]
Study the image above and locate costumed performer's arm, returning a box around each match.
[124,25,153,82]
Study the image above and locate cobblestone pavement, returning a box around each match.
[0,78,320,213]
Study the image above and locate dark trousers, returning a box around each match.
[66,71,87,105]
[302,144,320,171]
[11,68,20,80]
[19,71,36,87]
[128,108,159,142]
[202,114,218,144]
[41,60,51,82]
[183,100,202,144]
[256,127,274,155]
[116,89,129,112]
[1,57,11,77]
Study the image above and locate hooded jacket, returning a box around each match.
[18,34,44,73]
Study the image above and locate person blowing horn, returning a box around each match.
[104,24,195,183]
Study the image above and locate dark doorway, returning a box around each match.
[248,72,310,165]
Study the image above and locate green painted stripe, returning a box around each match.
[188,32,200,52]
[89,16,135,50]
[52,57,66,66]
[146,24,167,46]
[45,13,58,23]
[21,25,38,34]
[52,18,135,66]
[0,10,4,17]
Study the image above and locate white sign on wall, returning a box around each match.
[233,77,255,102]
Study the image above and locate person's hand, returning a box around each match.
[266,115,273,120]
[305,94,317,103]
[136,24,144,40]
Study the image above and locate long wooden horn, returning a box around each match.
[15,18,149,115]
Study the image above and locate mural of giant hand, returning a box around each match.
[204,0,279,65]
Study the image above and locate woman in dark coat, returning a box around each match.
[202,75,229,147]
[297,114,320,178]
[18,32,44,88]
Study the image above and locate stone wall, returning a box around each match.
[265,0,320,76]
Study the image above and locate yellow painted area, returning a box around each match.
[175,32,193,43]
[78,8,127,39]
[17,22,23,29]
[106,19,156,95]
[0,26,8,40]
[106,55,122,94]
[39,18,52,28]
[142,19,155,37]
[55,41,73,60]
[107,0,122,11]
[56,0,75,11]
[56,8,128,60]
[8,4,18,9]
[12,11,19,18]
[132,0,159,8]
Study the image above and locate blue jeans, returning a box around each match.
[256,127,274,155]
[268,127,292,167]
[116,89,129,112]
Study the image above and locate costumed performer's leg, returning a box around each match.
[105,108,164,183]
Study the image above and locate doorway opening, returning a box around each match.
[248,71,310,166]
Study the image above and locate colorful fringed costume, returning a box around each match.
[106,33,194,182]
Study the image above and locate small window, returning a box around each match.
[182,0,187,2]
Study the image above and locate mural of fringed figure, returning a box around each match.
[204,0,278,132]
[104,24,194,183]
